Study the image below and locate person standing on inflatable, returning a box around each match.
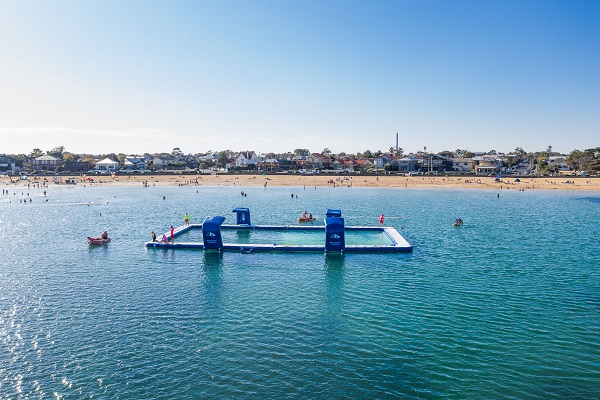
[379,214,385,226]
[184,212,190,226]
[170,225,175,243]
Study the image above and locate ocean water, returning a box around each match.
[0,184,599,399]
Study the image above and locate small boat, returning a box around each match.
[298,217,316,222]
[453,220,463,227]
[88,237,111,245]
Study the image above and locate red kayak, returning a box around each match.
[88,237,111,245]
[298,217,316,223]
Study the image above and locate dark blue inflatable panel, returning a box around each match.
[232,207,251,225]
[325,216,345,252]
[202,216,226,250]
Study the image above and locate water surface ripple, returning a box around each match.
[0,186,599,398]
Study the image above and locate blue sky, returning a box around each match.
[0,0,598,155]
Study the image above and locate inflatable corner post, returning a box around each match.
[202,216,226,250]
[232,207,251,225]
[326,209,342,218]
[325,216,345,252]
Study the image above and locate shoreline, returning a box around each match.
[3,173,599,191]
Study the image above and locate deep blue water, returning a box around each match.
[1,184,599,399]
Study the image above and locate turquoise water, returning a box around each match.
[1,185,599,399]
[180,228,395,246]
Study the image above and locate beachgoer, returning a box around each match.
[152,231,157,242]
[161,234,168,243]
[184,213,189,226]
[309,213,313,219]
[170,226,175,244]
[379,214,385,226]
[302,211,307,219]
[101,231,108,240]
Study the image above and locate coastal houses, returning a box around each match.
[419,155,452,173]
[3,146,585,177]
[95,158,119,172]
[0,155,19,172]
[472,156,501,175]
[151,155,187,170]
[374,154,398,170]
[123,155,148,171]
[397,156,419,172]
[257,157,279,172]
[31,155,62,172]
[306,153,331,170]
[236,151,258,167]
[548,156,569,172]
[354,158,374,173]
[451,158,473,173]
[64,160,93,172]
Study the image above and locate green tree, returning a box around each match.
[293,148,310,157]
[514,147,527,159]
[30,148,43,158]
[117,153,127,167]
[47,146,65,159]
[216,150,230,168]
[62,152,79,162]
[439,150,454,158]
[82,154,96,164]
[567,148,600,173]
[47,147,61,159]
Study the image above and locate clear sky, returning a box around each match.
[1,0,598,156]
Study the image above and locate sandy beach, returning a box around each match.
[3,173,599,191]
